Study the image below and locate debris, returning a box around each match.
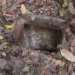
[22,50,27,57]
[68,2,75,15]
[52,59,62,66]
[61,49,75,62]
[59,8,66,17]
[20,4,26,14]
[2,52,6,57]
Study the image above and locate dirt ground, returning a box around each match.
[0,0,75,75]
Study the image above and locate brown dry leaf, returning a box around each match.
[70,46,74,51]
[59,8,66,17]
[13,19,25,44]
[22,50,27,57]
[52,59,62,66]
[2,52,6,57]
[3,13,13,17]
[30,52,36,56]
[20,4,26,14]
[61,49,75,62]
[71,18,75,24]
[2,0,6,6]
[68,2,75,15]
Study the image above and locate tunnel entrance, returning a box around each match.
[20,25,62,52]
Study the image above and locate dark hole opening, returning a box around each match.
[20,24,62,52]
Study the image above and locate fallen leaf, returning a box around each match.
[59,8,66,17]
[52,59,62,66]
[2,52,6,57]
[28,11,33,15]
[23,66,30,73]
[0,36,3,40]
[4,24,13,29]
[70,46,74,51]
[20,4,26,14]
[2,0,6,6]
[62,0,68,8]
[30,52,36,56]
[22,50,27,57]
[61,49,75,62]
[0,0,6,6]
[3,13,13,17]
[62,61,66,66]
[68,2,75,15]
[71,18,75,24]
[13,20,24,44]
[3,45,8,50]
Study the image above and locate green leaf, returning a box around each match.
[4,24,13,29]
[26,60,30,63]
[23,67,30,73]
[3,45,8,50]
[62,61,65,66]
[62,0,68,8]
[28,11,33,15]
[0,36,3,40]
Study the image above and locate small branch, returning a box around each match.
[20,14,66,30]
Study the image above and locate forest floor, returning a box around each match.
[0,0,75,75]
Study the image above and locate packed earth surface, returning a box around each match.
[0,0,75,75]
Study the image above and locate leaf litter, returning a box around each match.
[0,0,75,75]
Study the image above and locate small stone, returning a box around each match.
[31,14,37,21]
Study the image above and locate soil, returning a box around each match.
[0,0,75,75]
